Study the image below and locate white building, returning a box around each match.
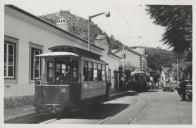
[131,47,148,72]
[4,5,104,108]
[113,46,147,72]
[94,35,121,91]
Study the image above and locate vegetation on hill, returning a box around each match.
[39,10,122,49]
[145,47,175,71]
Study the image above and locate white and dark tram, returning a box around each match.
[34,45,108,113]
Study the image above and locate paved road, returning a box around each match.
[6,89,192,124]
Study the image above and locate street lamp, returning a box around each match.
[88,12,110,51]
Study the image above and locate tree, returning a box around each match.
[146,5,192,53]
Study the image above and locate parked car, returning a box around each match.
[163,84,174,92]
[163,81,174,92]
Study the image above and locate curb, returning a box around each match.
[109,90,137,100]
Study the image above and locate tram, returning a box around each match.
[34,45,107,113]
[131,70,149,92]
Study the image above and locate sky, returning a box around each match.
[4,0,173,49]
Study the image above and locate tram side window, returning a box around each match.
[47,61,53,82]
[83,61,88,81]
[55,63,61,82]
[93,63,98,81]
[102,65,105,81]
[88,62,93,81]
[97,64,102,81]
[72,60,79,82]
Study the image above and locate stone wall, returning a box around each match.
[4,95,34,109]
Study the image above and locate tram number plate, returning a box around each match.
[61,88,66,93]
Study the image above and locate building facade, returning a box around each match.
[131,47,148,72]
[112,47,143,71]
[94,35,121,91]
[4,5,104,108]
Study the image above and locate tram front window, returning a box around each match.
[54,58,79,84]
[55,61,71,84]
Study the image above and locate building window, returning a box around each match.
[122,53,126,59]
[31,48,42,80]
[4,42,16,78]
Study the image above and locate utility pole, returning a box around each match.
[177,58,179,81]
[123,44,125,72]
[87,12,110,51]
[122,44,125,90]
[87,19,90,51]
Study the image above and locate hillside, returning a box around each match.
[145,47,176,71]
[129,46,176,71]
[39,10,122,49]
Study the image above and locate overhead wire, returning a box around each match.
[113,5,142,39]
[113,5,163,48]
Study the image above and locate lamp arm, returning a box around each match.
[89,12,106,19]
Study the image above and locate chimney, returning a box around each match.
[56,17,69,31]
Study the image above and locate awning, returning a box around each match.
[36,52,79,57]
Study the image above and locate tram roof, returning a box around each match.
[49,45,101,60]
[131,70,145,75]
[36,52,79,57]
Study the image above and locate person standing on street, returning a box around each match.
[179,79,186,101]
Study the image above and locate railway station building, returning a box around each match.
[4,5,107,108]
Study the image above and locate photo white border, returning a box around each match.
[1,0,195,128]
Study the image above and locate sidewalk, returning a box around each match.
[4,90,136,122]
[4,105,35,121]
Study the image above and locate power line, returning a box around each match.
[113,5,141,38]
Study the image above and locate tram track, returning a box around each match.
[5,91,139,124]
[97,96,140,124]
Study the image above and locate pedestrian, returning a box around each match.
[106,80,111,100]
[179,79,186,101]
